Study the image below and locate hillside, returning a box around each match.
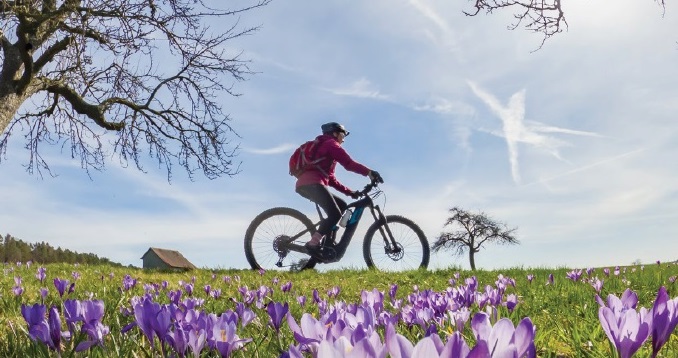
[0,233,122,266]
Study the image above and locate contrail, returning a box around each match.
[523,148,646,186]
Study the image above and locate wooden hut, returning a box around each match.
[141,247,196,270]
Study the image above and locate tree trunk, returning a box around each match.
[0,91,24,135]
[469,250,476,271]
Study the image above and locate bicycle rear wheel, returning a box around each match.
[244,207,317,271]
[363,215,429,271]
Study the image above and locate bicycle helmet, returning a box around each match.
[321,122,350,136]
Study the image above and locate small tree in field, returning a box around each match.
[432,207,518,271]
[0,0,270,179]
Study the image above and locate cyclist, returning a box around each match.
[295,122,383,253]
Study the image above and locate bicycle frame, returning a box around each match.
[281,183,399,264]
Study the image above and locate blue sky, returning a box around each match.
[2,0,678,271]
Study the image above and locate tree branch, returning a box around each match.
[46,84,124,131]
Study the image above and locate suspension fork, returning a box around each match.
[371,205,399,251]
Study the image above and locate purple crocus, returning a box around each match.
[76,300,110,352]
[212,319,252,358]
[566,269,583,282]
[21,303,65,352]
[36,267,47,283]
[63,299,83,336]
[267,301,289,333]
[597,289,651,358]
[649,286,678,357]
[21,303,50,347]
[210,289,222,299]
[184,283,194,296]
[54,277,74,297]
[590,278,604,293]
[188,329,207,357]
[470,312,536,358]
[297,295,307,308]
[122,275,137,291]
[13,276,24,295]
[506,294,518,312]
[129,296,172,349]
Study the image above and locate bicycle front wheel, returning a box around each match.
[244,207,317,271]
[363,215,430,271]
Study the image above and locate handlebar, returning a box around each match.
[358,179,381,197]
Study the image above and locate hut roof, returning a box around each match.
[141,247,197,269]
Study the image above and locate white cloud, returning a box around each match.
[322,78,390,101]
[243,143,297,155]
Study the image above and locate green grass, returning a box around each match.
[2,262,678,357]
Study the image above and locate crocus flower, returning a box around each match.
[54,278,74,297]
[389,284,399,301]
[598,289,651,358]
[385,323,413,358]
[21,303,50,346]
[327,286,341,298]
[210,289,222,299]
[63,299,83,336]
[317,335,383,358]
[591,278,604,293]
[470,312,536,358]
[76,300,110,352]
[184,283,194,296]
[506,294,518,312]
[566,269,583,282]
[21,303,65,352]
[267,301,289,333]
[281,281,293,293]
[526,274,534,284]
[12,285,24,296]
[129,296,172,349]
[36,267,47,283]
[649,286,678,357]
[122,275,137,291]
[211,319,252,357]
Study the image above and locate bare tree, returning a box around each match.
[432,207,518,270]
[464,0,667,48]
[0,0,271,179]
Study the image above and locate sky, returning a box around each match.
[1,0,678,271]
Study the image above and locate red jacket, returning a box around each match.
[295,134,371,195]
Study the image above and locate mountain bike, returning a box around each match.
[244,179,430,271]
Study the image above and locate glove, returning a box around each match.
[349,190,361,199]
[368,170,384,184]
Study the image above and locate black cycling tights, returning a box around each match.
[296,184,347,236]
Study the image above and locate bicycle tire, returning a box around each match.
[244,207,317,271]
[363,215,430,271]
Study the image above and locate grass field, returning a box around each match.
[2,261,677,357]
